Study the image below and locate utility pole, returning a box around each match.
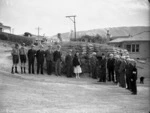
[66,15,76,41]
[35,26,42,40]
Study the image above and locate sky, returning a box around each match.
[0,0,149,36]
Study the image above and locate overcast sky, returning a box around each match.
[0,0,149,36]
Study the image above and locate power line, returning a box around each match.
[66,15,77,41]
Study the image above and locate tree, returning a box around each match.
[24,32,32,37]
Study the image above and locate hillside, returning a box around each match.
[50,26,150,41]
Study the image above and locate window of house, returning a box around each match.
[126,44,139,53]
[126,45,131,52]
[136,44,139,52]
[132,44,135,52]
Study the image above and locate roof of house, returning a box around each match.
[108,31,150,43]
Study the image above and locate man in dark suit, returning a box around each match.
[36,45,45,74]
[53,45,62,76]
[107,54,115,82]
[27,44,36,74]
[65,49,73,77]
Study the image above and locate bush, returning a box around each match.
[0,32,35,46]
[0,34,8,40]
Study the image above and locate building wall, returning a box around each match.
[122,41,150,59]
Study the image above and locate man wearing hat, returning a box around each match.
[65,49,73,77]
[36,45,45,74]
[11,43,19,74]
[45,45,53,75]
[89,52,98,79]
[107,53,115,82]
[119,56,126,88]
[27,44,36,74]
[19,43,27,74]
[53,45,62,76]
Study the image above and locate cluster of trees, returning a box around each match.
[70,34,107,44]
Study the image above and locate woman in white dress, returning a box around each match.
[73,52,82,78]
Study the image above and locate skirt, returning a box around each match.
[74,65,82,74]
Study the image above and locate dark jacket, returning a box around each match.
[65,54,73,65]
[27,49,36,61]
[107,58,115,69]
[53,50,61,62]
[36,50,45,63]
[73,56,80,67]
[131,66,137,81]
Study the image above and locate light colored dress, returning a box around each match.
[74,65,82,74]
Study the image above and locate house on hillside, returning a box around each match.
[108,31,150,60]
[0,22,11,33]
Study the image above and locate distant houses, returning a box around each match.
[108,31,150,60]
[0,22,11,33]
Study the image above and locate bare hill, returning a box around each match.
[50,26,150,41]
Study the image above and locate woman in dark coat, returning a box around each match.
[73,52,82,78]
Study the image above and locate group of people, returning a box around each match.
[11,43,82,78]
[89,52,138,95]
[11,43,137,95]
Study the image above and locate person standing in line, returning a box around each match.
[11,43,19,74]
[45,45,53,75]
[114,55,121,84]
[65,49,73,77]
[89,52,98,79]
[53,45,62,76]
[107,54,115,82]
[36,45,45,75]
[73,52,82,79]
[125,57,132,90]
[98,53,107,82]
[130,59,138,95]
[119,56,126,88]
[19,43,27,74]
[27,44,36,74]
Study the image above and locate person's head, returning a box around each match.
[75,52,79,57]
[39,44,44,50]
[21,43,25,47]
[102,53,105,59]
[109,53,113,59]
[130,59,136,67]
[57,45,61,51]
[48,45,52,50]
[15,43,19,49]
[121,56,126,60]
[69,49,72,55]
[92,52,96,56]
[31,44,34,49]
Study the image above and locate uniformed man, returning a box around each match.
[36,45,45,74]
[130,59,137,95]
[107,54,115,82]
[119,56,126,88]
[53,45,62,76]
[90,52,98,79]
[114,55,121,84]
[11,43,19,74]
[45,45,53,75]
[65,49,73,77]
[27,44,36,74]
[98,53,107,82]
[19,43,27,74]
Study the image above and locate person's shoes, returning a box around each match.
[131,92,137,95]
